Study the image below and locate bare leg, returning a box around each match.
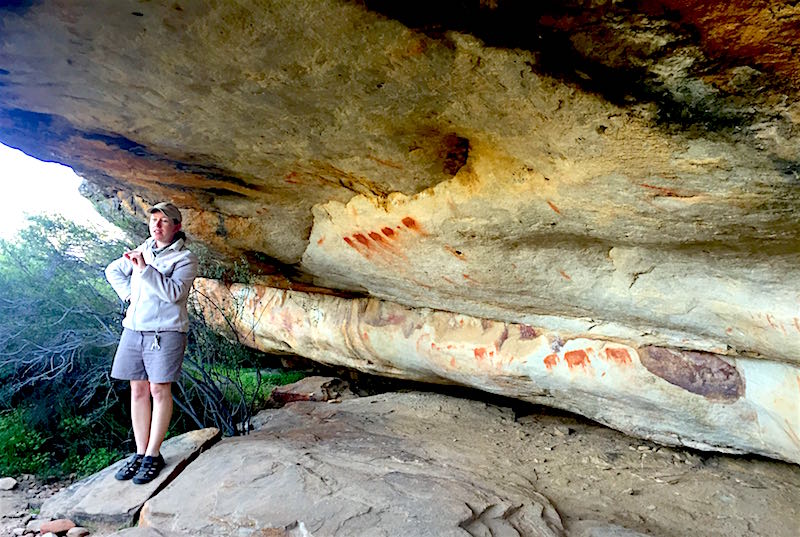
[146,382,173,456]
[130,380,151,454]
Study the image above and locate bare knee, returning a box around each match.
[149,382,172,403]
[131,380,150,401]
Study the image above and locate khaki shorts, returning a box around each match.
[111,328,187,383]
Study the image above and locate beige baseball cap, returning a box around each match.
[148,202,182,223]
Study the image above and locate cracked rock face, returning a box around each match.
[1,1,798,459]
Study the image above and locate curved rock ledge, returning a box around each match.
[192,278,800,464]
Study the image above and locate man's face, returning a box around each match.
[149,211,180,245]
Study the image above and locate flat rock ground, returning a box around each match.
[2,384,798,537]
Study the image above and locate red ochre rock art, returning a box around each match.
[565,349,592,370]
[604,347,632,365]
[342,216,427,261]
[639,346,744,402]
[544,346,634,371]
[191,279,800,463]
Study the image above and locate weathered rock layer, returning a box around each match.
[193,279,800,464]
[1,1,798,459]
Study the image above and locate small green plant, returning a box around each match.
[0,408,52,476]
[62,447,124,478]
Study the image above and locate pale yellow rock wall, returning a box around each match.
[192,279,800,464]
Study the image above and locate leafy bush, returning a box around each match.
[0,408,51,476]
[0,216,128,411]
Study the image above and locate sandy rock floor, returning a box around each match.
[2,387,798,537]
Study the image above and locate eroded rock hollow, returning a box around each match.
[1,1,798,461]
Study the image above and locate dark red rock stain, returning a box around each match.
[368,231,385,242]
[495,325,509,351]
[544,353,559,370]
[519,325,537,340]
[343,237,356,248]
[565,350,591,369]
[402,216,419,231]
[639,346,744,402]
[604,347,632,366]
[382,227,395,237]
[474,347,487,361]
[354,233,370,247]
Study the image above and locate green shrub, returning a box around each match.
[0,408,52,477]
[62,447,125,478]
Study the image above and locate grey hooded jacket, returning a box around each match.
[105,237,199,333]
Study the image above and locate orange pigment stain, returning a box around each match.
[559,270,572,281]
[547,200,561,214]
[368,231,385,243]
[450,357,456,367]
[317,237,325,245]
[604,347,632,366]
[474,348,487,361]
[544,353,559,370]
[564,350,590,369]
[343,237,356,248]
[382,227,395,237]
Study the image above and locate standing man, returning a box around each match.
[105,202,198,484]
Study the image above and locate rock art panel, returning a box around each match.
[302,151,800,366]
[192,279,800,464]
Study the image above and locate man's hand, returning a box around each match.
[123,250,147,272]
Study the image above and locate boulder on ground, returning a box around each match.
[40,518,75,534]
[40,428,220,528]
[269,376,355,405]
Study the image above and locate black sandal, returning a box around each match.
[115,454,144,481]
[132,454,166,484]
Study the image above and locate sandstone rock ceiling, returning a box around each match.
[1,1,799,457]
